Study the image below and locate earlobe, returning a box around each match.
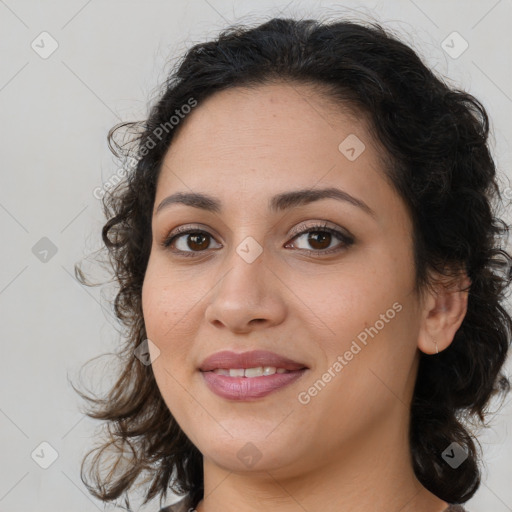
[417,273,471,355]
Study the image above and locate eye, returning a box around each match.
[161,221,354,258]
[285,222,354,255]
[161,226,222,256]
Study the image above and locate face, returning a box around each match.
[142,82,424,476]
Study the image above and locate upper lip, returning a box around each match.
[199,350,308,372]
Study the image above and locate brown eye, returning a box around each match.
[286,224,354,255]
[162,229,222,255]
[184,232,210,251]
[161,223,353,258]
[305,231,333,250]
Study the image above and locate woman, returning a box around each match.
[74,15,512,512]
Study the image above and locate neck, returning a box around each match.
[194,404,448,512]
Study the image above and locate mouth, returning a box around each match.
[205,366,303,377]
[198,349,308,373]
[198,350,308,401]
[200,367,308,401]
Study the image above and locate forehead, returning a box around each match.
[155,82,407,230]
[161,83,376,176]
[164,81,370,165]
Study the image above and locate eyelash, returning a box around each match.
[160,222,354,258]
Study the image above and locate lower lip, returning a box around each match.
[201,369,307,401]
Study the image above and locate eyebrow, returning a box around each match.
[155,187,376,218]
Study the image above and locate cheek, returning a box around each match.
[312,262,417,375]
[142,256,197,336]
[141,254,211,376]
[303,267,387,341]
[141,263,195,416]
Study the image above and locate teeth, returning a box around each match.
[211,366,292,377]
[244,367,264,377]
[212,368,230,375]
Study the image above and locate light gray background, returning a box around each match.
[1,1,511,511]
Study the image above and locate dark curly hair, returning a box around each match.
[73,15,512,512]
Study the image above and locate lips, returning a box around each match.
[198,350,308,372]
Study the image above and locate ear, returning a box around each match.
[417,271,471,355]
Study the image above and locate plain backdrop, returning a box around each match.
[1,1,511,511]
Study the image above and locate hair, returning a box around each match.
[73,14,512,511]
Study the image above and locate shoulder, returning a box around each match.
[159,499,469,512]
[159,496,190,512]
[158,499,468,512]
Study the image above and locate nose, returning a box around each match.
[204,249,287,334]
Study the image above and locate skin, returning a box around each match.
[141,82,469,512]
